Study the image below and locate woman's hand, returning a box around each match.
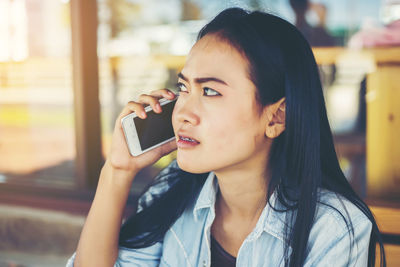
[107,88,177,176]
[74,89,177,266]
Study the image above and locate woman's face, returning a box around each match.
[172,34,271,174]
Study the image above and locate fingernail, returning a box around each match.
[156,103,161,111]
[141,111,146,117]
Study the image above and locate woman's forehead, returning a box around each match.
[181,34,250,80]
[190,34,239,58]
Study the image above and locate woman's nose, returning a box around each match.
[174,97,200,126]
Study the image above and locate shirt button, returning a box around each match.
[203,260,207,267]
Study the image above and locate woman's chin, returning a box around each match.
[176,156,209,174]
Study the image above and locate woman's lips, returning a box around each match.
[177,134,200,149]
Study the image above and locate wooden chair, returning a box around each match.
[369,204,400,267]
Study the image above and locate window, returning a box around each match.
[0,0,396,199]
[0,0,76,189]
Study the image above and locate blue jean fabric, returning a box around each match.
[67,161,371,267]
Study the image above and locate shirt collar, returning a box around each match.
[192,172,290,244]
[193,172,218,221]
[259,192,291,244]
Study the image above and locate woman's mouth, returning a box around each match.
[177,135,200,149]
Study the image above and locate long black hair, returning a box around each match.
[119,8,385,266]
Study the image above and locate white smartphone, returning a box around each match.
[121,98,177,157]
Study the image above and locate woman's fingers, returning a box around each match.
[139,89,176,113]
[116,102,146,125]
[116,88,176,128]
[149,88,176,100]
[138,94,163,113]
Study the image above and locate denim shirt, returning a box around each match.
[67,161,372,267]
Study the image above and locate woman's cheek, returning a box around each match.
[205,115,231,148]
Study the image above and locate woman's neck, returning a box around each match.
[210,146,271,257]
[213,161,269,221]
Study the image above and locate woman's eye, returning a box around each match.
[203,87,221,96]
[176,82,188,93]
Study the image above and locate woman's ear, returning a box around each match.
[265,97,286,138]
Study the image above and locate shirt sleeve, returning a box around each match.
[303,214,372,267]
[65,242,163,267]
[65,161,180,267]
[136,160,179,213]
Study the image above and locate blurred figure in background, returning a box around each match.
[289,0,335,46]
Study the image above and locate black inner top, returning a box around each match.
[210,235,237,267]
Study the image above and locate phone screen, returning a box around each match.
[133,100,176,150]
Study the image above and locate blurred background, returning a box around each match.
[0,0,399,266]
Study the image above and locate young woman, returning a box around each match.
[68,7,385,267]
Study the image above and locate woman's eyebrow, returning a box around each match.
[178,72,228,86]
